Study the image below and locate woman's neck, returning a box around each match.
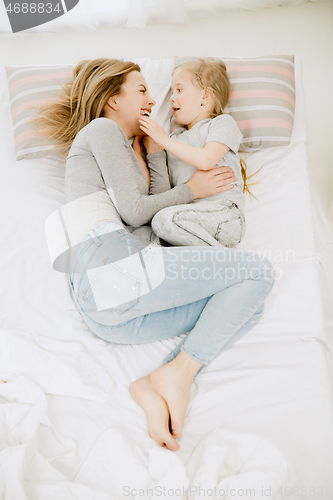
[103,111,132,139]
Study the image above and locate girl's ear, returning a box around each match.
[107,96,118,111]
[202,87,214,106]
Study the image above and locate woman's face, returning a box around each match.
[107,70,156,138]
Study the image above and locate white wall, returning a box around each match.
[1,1,332,219]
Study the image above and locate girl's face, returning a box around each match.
[170,69,213,129]
[106,70,156,138]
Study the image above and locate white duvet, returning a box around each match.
[1,57,333,500]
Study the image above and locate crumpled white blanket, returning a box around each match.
[0,328,294,500]
[73,428,292,500]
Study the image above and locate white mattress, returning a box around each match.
[1,57,333,500]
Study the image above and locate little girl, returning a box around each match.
[139,57,247,248]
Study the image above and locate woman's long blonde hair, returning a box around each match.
[173,58,260,198]
[33,58,141,161]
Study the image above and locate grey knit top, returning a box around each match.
[64,118,194,246]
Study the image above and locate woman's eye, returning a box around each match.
[140,90,146,93]
[177,89,181,93]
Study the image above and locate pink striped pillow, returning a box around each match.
[5,65,74,160]
[173,55,295,150]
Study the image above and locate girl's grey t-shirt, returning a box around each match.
[168,114,245,213]
[64,118,194,246]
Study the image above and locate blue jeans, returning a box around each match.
[69,221,275,374]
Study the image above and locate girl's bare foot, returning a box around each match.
[150,353,202,438]
[130,375,180,451]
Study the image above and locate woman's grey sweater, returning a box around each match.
[64,118,194,246]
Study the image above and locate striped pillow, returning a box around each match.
[173,55,295,150]
[5,65,74,160]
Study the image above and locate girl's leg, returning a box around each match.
[151,200,245,248]
[151,203,222,246]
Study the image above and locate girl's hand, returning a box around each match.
[186,167,236,200]
[139,116,169,148]
[142,136,164,154]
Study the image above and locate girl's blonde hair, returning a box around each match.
[33,58,141,161]
[173,58,259,198]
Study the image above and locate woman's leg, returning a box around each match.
[70,223,275,448]
[131,306,264,447]
[163,302,265,374]
[74,235,274,362]
[129,262,270,443]
[72,224,274,334]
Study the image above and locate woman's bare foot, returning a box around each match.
[150,352,202,438]
[130,375,180,451]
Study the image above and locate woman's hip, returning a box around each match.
[69,224,274,329]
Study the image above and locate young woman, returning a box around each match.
[36,58,275,452]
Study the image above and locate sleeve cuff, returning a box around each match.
[179,183,194,203]
[146,150,167,164]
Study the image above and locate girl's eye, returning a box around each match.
[177,89,181,93]
[140,90,146,93]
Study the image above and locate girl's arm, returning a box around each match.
[139,116,230,171]
[85,119,234,227]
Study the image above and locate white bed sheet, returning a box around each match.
[1,57,333,500]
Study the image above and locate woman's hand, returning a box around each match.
[186,167,235,200]
[139,116,169,148]
[142,136,164,155]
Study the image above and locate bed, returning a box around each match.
[1,55,333,500]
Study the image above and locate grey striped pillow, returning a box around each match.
[174,55,296,150]
[5,65,74,160]
[5,57,295,161]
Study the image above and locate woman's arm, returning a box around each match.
[132,136,150,187]
[132,135,172,195]
[139,116,230,171]
[142,136,172,195]
[86,119,193,227]
[146,151,172,194]
[86,119,234,227]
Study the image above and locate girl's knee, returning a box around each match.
[152,209,174,237]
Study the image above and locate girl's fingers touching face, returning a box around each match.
[139,116,154,127]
